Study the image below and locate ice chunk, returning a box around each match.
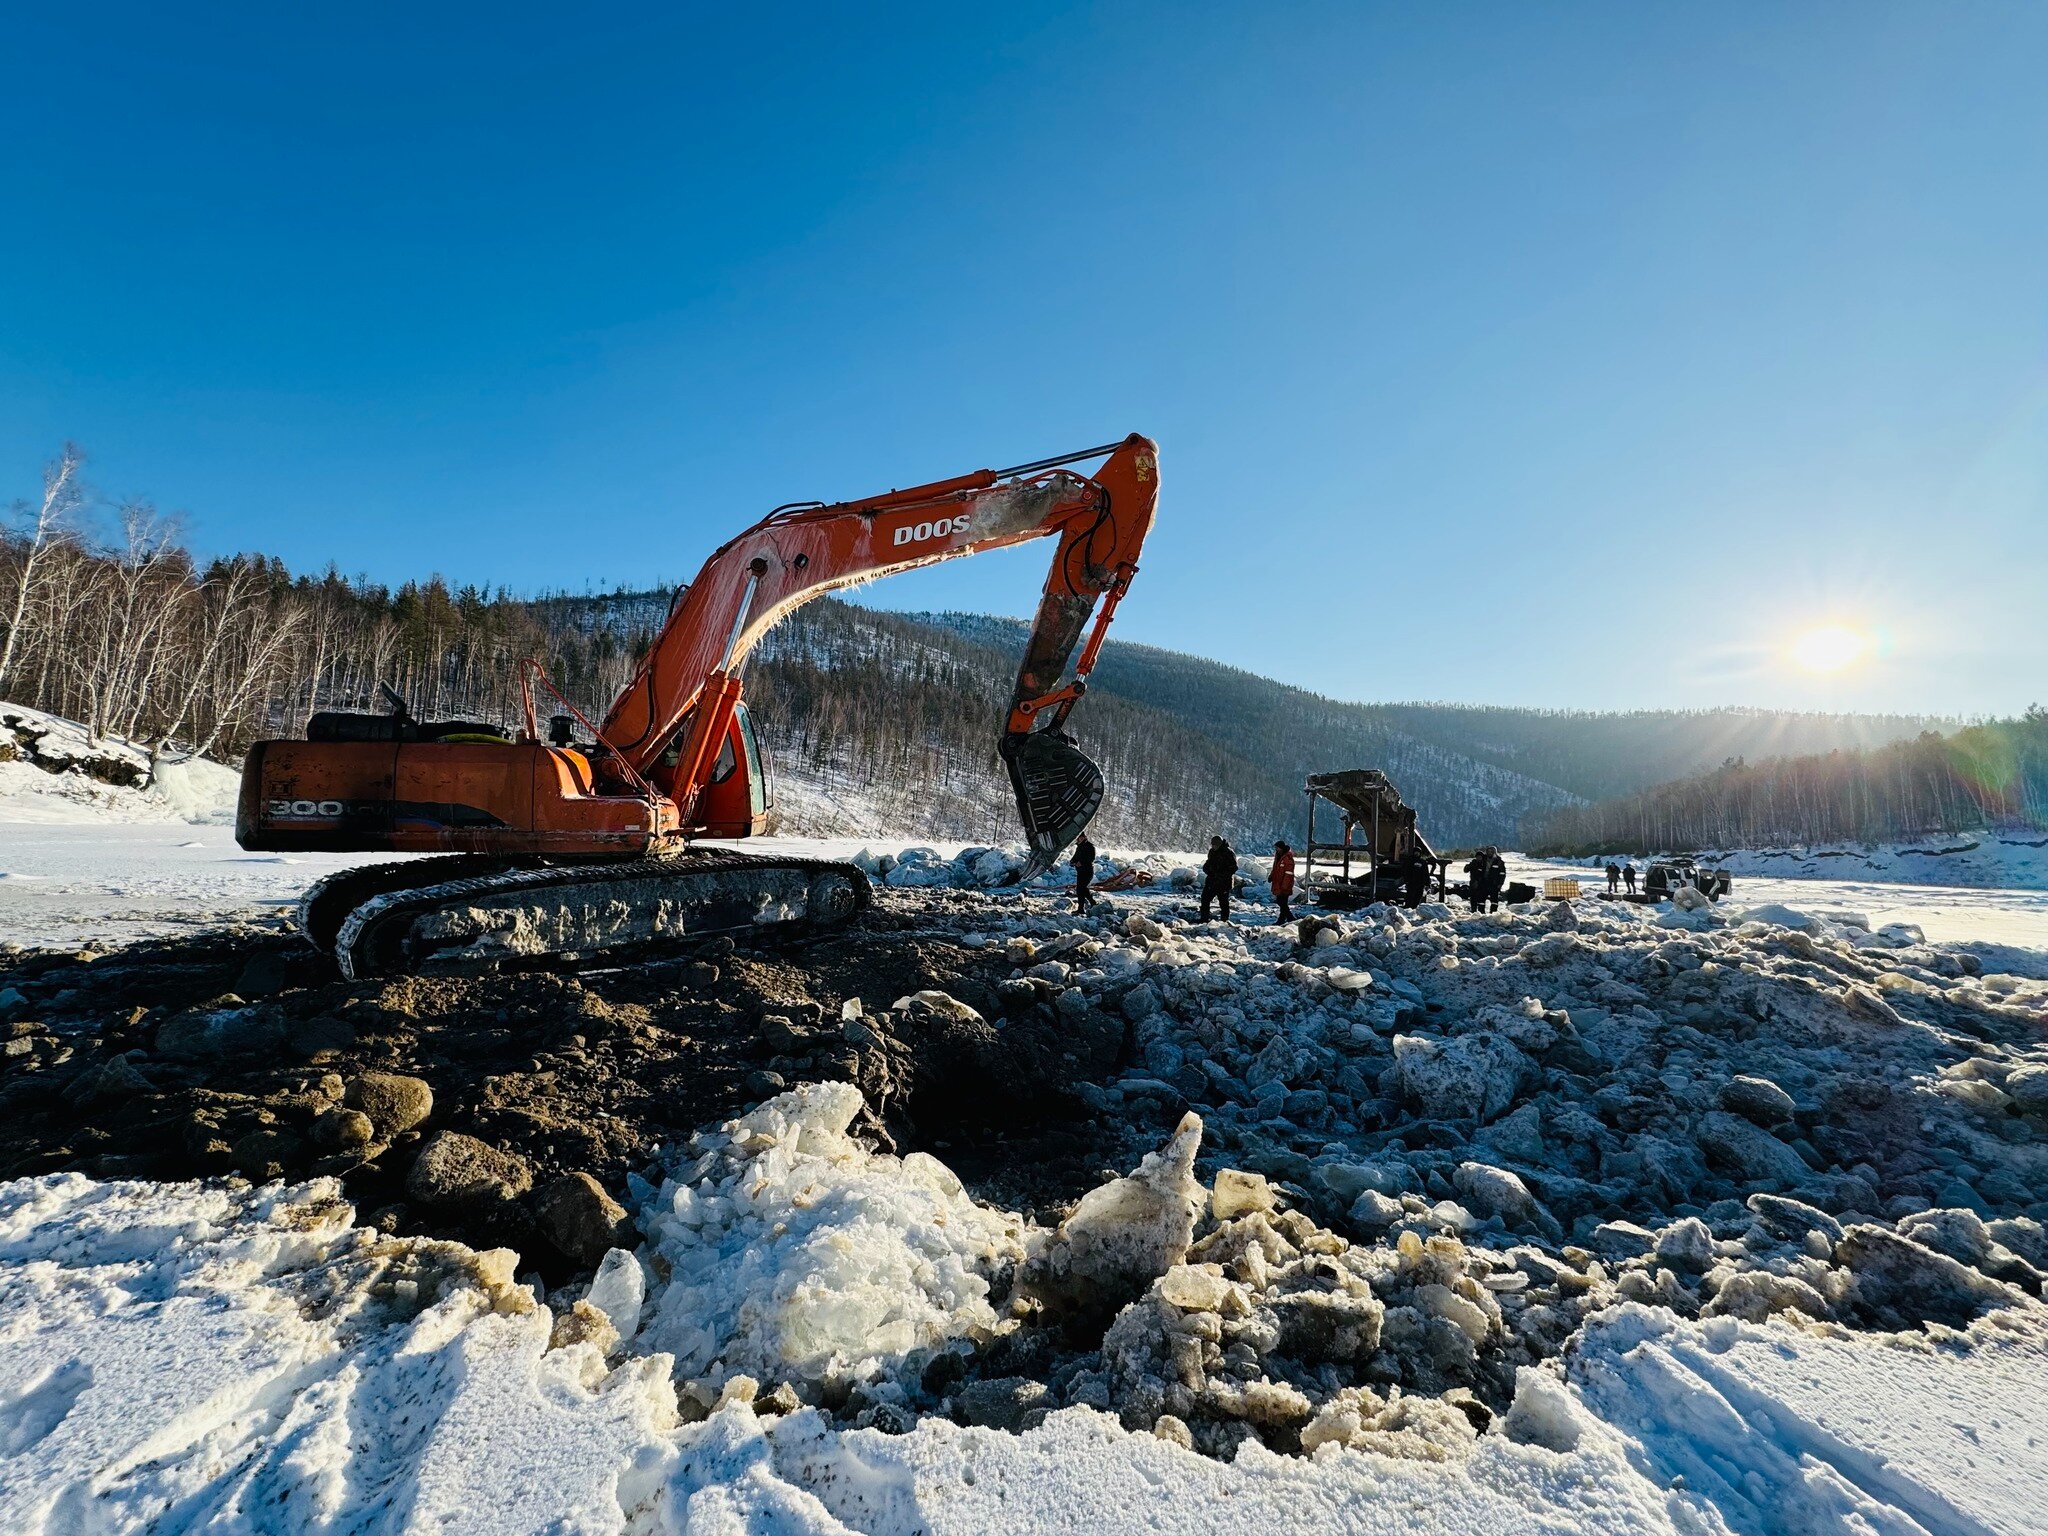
[585,1247,645,1340]
[1027,1112,1205,1314]
[635,1082,1026,1391]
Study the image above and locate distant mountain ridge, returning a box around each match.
[535,592,1939,850]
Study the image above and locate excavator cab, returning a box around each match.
[693,701,772,838]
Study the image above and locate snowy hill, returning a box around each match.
[0,704,240,826]
[737,601,1942,850]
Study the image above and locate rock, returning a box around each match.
[548,1299,619,1356]
[952,1377,1050,1432]
[232,951,295,998]
[1746,1192,1842,1247]
[892,990,986,1028]
[311,1106,375,1151]
[1152,1414,1195,1450]
[407,1131,532,1207]
[1122,983,1161,1021]
[744,1070,788,1099]
[1590,1220,1657,1258]
[344,1072,433,1137]
[229,1128,304,1180]
[1391,1032,1532,1122]
[1482,1104,1546,1163]
[533,1172,633,1265]
[1452,1161,1562,1240]
[1652,1217,1715,1272]
[1695,1111,1810,1185]
[1720,1075,1796,1126]
[0,986,27,1018]
[1348,1190,1404,1229]
[1703,1270,1831,1323]
[154,1004,286,1061]
[585,1247,646,1340]
[2006,1065,2048,1114]
[1836,1225,2026,1329]
[62,1056,150,1106]
[758,1014,819,1054]
[756,1382,801,1416]
[285,1014,356,1059]
[1211,1168,1277,1220]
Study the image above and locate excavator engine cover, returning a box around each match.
[1003,729,1104,879]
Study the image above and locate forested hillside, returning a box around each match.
[1524,711,2048,855]
[0,450,1958,849]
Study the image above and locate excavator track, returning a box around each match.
[298,855,533,955]
[327,851,871,981]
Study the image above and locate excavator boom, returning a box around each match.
[599,433,1158,869]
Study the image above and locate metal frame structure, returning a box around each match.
[1302,769,1451,902]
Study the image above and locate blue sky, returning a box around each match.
[4,3,2043,716]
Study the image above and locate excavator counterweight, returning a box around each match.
[238,435,1160,975]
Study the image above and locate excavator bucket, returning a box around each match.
[1003,730,1104,880]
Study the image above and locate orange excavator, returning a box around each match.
[237,435,1160,978]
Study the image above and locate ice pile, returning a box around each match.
[1050,896,2048,1252]
[634,1080,1029,1403]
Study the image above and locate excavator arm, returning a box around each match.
[598,434,1160,873]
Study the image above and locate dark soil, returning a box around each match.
[0,890,1129,1280]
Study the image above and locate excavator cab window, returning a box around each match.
[737,702,769,819]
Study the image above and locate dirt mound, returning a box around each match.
[0,892,1128,1275]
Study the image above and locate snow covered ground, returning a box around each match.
[9,760,2048,1530]
[6,1130,2044,1533]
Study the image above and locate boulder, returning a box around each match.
[1391,1032,1532,1122]
[952,1377,1050,1432]
[533,1172,634,1266]
[1720,1075,1796,1126]
[1745,1192,1842,1247]
[1452,1161,1561,1240]
[1836,1225,2025,1329]
[407,1131,532,1207]
[344,1072,433,1137]
[1695,1110,1810,1185]
[2005,1065,2048,1115]
[1652,1217,1715,1272]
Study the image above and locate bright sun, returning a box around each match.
[1788,624,1871,674]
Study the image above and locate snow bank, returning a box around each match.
[0,703,238,825]
[8,1160,2047,1533]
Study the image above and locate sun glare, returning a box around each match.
[1788,624,1870,674]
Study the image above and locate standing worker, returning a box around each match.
[1462,850,1488,912]
[1269,839,1296,923]
[1605,861,1621,894]
[1072,832,1096,915]
[1403,849,1430,908]
[1200,836,1238,923]
[1485,847,1508,911]
[1622,861,1637,896]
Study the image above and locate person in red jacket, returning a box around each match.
[1269,839,1296,923]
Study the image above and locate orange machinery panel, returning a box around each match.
[238,739,662,855]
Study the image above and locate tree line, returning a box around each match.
[0,446,648,762]
[1523,712,2048,855]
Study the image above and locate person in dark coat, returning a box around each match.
[1200,836,1238,922]
[1484,848,1508,912]
[1462,851,1488,912]
[1605,861,1621,894]
[1622,861,1637,895]
[1072,833,1096,914]
[1403,850,1429,908]
[1269,840,1296,923]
